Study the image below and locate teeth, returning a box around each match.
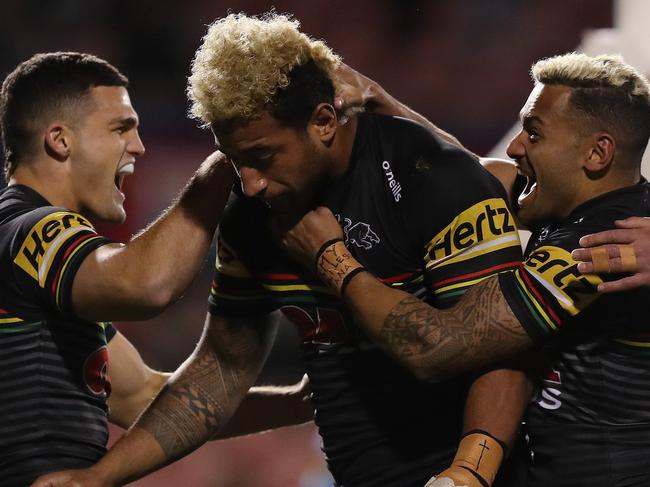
[117,163,135,176]
[518,181,537,205]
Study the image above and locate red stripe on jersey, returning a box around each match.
[519,265,563,327]
[50,233,95,297]
[432,261,520,289]
[380,271,421,284]
[256,272,302,280]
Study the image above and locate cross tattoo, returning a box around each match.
[476,439,490,470]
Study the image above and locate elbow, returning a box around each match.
[403,358,455,385]
[118,274,181,319]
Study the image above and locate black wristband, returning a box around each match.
[314,238,344,269]
[340,267,367,298]
[462,429,508,455]
[459,466,489,487]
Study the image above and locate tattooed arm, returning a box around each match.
[344,273,530,381]
[282,207,531,382]
[31,312,276,487]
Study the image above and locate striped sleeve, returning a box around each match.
[12,209,111,317]
[208,234,340,316]
[499,244,603,343]
[423,197,523,307]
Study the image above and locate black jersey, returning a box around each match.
[0,185,115,486]
[209,113,522,487]
[499,181,650,487]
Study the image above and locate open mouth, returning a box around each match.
[517,162,537,206]
[114,163,135,191]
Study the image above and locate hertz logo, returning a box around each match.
[426,198,519,264]
[14,211,94,286]
[525,245,602,315]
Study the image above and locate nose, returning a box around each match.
[506,130,525,160]
[239,166,267,197]
[129,130,146,156]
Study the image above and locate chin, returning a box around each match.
[96,206,127,224]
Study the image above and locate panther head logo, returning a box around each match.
[343,218,380,250]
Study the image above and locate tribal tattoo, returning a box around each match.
[380,276,530,380]
[139,315,274,461]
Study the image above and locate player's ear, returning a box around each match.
[584,131,615,173]
[309,103,337,144]
[44,122,72,161]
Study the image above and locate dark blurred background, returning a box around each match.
[0,1,612,485]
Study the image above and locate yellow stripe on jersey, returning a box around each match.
[261,282,337,295]
[14,211,95,286]
[514,268,558,331]
[424,198,521,269]
[524,245,602,316]
[54,235,105,309]
[613,338,650,348]
[0,317,23,324]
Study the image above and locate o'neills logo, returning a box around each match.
[382,160,402,202]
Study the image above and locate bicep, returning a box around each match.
[72,242,151,321]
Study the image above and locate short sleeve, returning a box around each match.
[11,208,111,317]
[398,133,523,307]
[499,226,604,343]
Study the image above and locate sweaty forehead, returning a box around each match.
[213,112,289,153]
[520,84,573,122]
[87,85,138,120]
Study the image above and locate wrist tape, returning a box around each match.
[450,430,506,487]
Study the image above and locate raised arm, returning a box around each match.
[32,311,277,487]
[334,63,470,153]
[281,207,532,383]
[72,151,235,322]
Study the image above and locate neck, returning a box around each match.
[10,158,78,211]
[329,115,358,179]
[569,168,641,215]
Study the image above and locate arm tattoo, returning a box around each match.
[317,242,362,291]
[380,276,529,379]
[138,316,273,461]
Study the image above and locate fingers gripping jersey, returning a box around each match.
[0,185,115,485]
[499,181,650,487]
[210,113,522,487]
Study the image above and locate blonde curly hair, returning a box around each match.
[532,52,650,162]
[188,12,340,127]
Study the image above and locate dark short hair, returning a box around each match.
[269,58,335,128]
[1,52,128,180]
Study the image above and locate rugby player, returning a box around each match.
[284,53,650,486]
[0,51,239,485]
[31,13,529,487]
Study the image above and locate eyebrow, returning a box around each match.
[110,116,139,129]
[521,113,544,126]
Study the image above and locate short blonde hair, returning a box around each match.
[532,52,650,99]
[188,12,340,127]
[532,52,650,163]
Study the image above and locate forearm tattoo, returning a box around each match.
[138,318,271,461]
[380,276,529,378]
[317,241,363,292]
